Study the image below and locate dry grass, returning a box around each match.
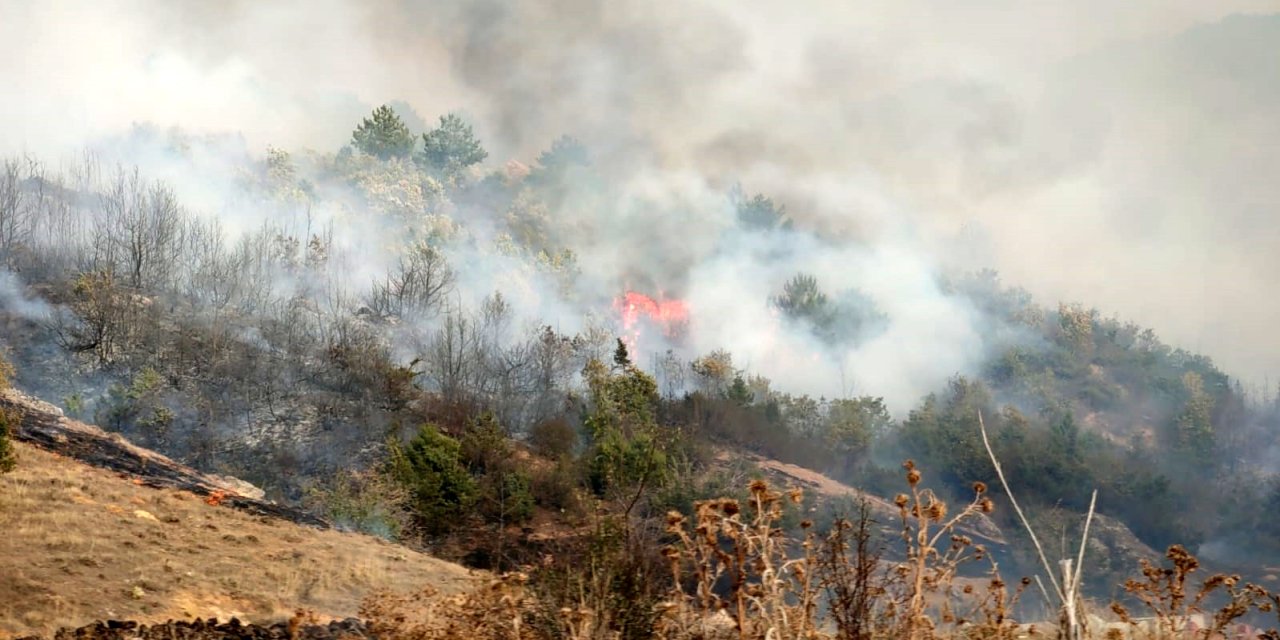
[0,441,478,639]
[360,461,1024,640]
[358,462,1280,640]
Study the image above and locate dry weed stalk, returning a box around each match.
[891,460,1018,640]
[1112,544,1280,640]
[659,480,819,640]
[365,470,1031,640]
[656,467,1016,640]
[979,411,1095,640]
[817,500,885,640]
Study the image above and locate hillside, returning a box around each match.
[0,395,475,639]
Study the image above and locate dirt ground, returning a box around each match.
[0,442,477,639]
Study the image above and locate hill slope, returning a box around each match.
[0,402,475,639]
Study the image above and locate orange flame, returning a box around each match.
[613,291,689,354]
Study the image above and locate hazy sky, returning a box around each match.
[3,0,1279,388]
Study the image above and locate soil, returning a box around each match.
[0,423,477,638]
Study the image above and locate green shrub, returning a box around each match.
[460,411,509,474]
[0,406,17,473]
[99,367,174,447]
[304,468,412,540]
[530,456,583,515]
[478,469,534,525]
[388,424,477,535]
[0,349,13,391]
[0,351,18,473]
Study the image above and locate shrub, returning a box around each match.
[0,349,13,390]
[478,469,534,526]
[460,411,509,474]
[98,367,174,448]
[527,517,667,640]
[528,416,577,459]
[304,468,412,540]
[0,406,17,473]
[0,351,17,473]
[529,456,583,516]
[388,424,477,535]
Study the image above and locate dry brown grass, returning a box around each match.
[349,457,1280,640]
[359,461,1022,640]
[0,441,478,639]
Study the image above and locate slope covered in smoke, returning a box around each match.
[4,2,1278,389]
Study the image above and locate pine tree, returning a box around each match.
[351,105,415,160]
[731,187,789,230]
[1173,371,1216,458]
[388,424,477,534]
[417,113,488,176]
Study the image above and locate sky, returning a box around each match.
[2,0,1279,393]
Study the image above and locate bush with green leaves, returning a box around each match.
[529,456,582,515]
[459,412,536,526]
[581,352,673,516]
[0,351,16,473]
[480,468,534,525]
[388,424,477,535]
[98,366,175,448]
[304,468,412,540]
[0,406,16,474]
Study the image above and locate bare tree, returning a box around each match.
[183,218,242,313]
[422,309,481,404]
[0,156,42,269]
[524,325,576,425]
[49,270,141,365]
[367,242,454,319]
[95,168,188,292]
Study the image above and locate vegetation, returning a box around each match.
[417,112,489,179]
[388,424,478,536]
[361,464,1280,639]
[732,186,789,231]
[351,104,416,160]
[0,104,1277,634]
[0,350,16,473]
[0,409,14,474]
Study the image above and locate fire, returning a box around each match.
[613,291,689,354]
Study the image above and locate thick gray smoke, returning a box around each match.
[2,0,1278,407]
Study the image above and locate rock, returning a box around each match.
[208,474,267,501]
[46,617,374,639]
[1,393,328,529]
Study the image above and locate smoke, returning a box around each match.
[0,270,52,321]
[2,0,1278,406]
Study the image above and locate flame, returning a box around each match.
[613,291,689,355]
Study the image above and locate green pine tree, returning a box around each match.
[351,105,415,160]
[388,424,477,534]
[417,113,488,177]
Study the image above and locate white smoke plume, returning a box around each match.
[3,0,1278,408]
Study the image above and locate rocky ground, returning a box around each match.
[19,617,370,640]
